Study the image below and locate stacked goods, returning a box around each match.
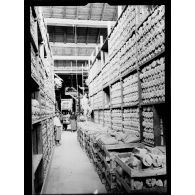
[140,57,165,104]
[88,59,101,84]
[120,34,137,75]
[94,111,99,123]
[42,120,48,173]
[42,118,55,177]
[31,44,39,83]
[108,52,120,84]
[111,82,122,108]
[102,60,112,87]
[137,5,165,65]
[89,74,102,97]
[123,73,139,106]
[40,91,46,118]
[112,109,122,131]
[104,110,111,129]
[38,58,46,88]
[31,8,55,191]
[109,6,136,60]
[142,107,154,145]
[89,96,94,110]
[30,7,38,45]
[32,99,40,121]
[93,91,103,109]
[99,110,104,125]
[137,6,151,27]
[123,108,140,132]
[115,146,166,191]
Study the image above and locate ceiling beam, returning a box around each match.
[45,18,115,28]
[55,70,88,75]
[100,3,106,20]
[49,42,100,48]
[53,56,91,61]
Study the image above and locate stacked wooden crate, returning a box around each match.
[115,146,167,193]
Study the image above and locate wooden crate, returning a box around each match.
[115,152,167,192]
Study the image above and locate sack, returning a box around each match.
[67,124,71,129]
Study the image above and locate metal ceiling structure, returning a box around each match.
[42,4,118,21]
[41,3,118,58]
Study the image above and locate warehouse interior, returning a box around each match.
[31,4,167,194]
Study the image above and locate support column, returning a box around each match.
[118,6,123,18]
[100,35,104,69]
[107,21,111,36]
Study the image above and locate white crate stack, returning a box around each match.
[140,57,165,104]
[123,73,139,106]
[142,106,154,145]
[104,110,111,129]
[111,81,122,108]
[123,108,140,132]
[137,5,165,65]
[112,109,122,131]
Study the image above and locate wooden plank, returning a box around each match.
[130,167,166,177]
[53,55,91,61]
[45,18,115,28]
[104,143,143,150]
[115,155,166,178]
[115,171,131,193]
[50,42,100,48]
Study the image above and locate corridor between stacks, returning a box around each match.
[42,131,106,194]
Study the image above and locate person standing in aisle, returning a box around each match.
[70,112,77,133]
[53,111,62,145]
[62,112,67,131]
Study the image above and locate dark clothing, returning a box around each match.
[70,114,77,132]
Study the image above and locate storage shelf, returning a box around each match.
[31,75,40,90]
[121,66,137,79]
[30,31,38,54]
[32,114,55,125]
[122,103,139,108]
[115,155,166,178]
[138,49,165,69]
[108,6,159,64]
[89,70,102,85]
[103,83,110,90]
[115,171,131,193]
[33,154,43,173]
[141,101,165,106]
[109,76,121,86]
[103,143,143,151]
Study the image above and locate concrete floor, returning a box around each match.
[42,131,107,194]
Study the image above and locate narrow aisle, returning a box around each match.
[43,131,107,194]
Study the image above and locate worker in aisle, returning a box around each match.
[53,111,62,145]
[70,111,77,132]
